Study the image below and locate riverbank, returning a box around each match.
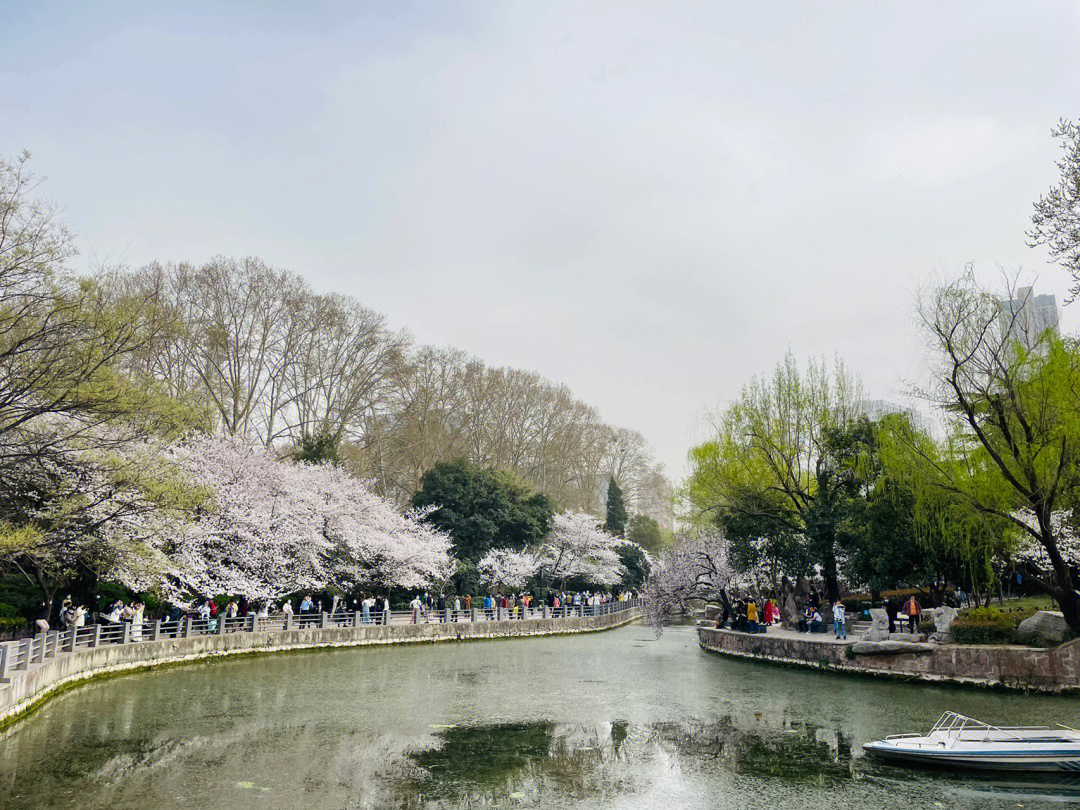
[698,624,1080,692]
[0,606,641,729]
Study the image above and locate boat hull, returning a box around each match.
[864,741,1080,773]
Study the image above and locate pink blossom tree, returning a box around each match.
[478,548,539,592]
[643,532,734,634]
[163,435,454,603]
[537,511,627,590]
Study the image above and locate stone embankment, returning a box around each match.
[0,605,641,728]
[698,624,1080,692]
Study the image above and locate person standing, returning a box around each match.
[904,595,922,633]
[409,595,422,624]
[885,598,898,635]
[746,599,759,633]
[131,602,145,642]
[361,594,372,625]
[34,601,50,635]
[833,600,847,639]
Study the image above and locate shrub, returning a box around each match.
[950,608,1017,645]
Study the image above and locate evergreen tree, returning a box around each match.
[605,476,627,536]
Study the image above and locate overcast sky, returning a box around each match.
[3,1,1079,478]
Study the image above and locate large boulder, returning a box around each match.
[927,606,959,643]
[862,608,890,641]
[782,594,798,628]
[850,640,935,655]
[1017,611,1070,647]
[704,604,722,622]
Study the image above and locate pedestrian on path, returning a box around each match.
[904,595,922,633]
[833,600,846,639]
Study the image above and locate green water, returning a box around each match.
[1,623,1079,809]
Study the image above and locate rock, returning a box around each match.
[886,632,927,643]
[862,608,890,641]
[821,604,835,626]
[704,605,722,622]
[928,606,959,643]
[782,594,798,629]
[1017,611,1070,647]
[850,640,936,655]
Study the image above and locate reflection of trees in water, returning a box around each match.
[646,717,850,782]
[398,715,853,806]
[2,689,852,810]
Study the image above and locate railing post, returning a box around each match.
[16,638,29,670]
[284,613,293,631]
[30,635,43,664]
[151,619,162,642]
[182,616,192,639]
[320,611,328,629]
[0,642,11,682]
[65,627,77,652]
[471,607,478,622]
[121,622,131,645]
[382,609,389,626]
[354,610,362,628]
[443,608,451,624]
[89,624,101,649]
[218,615,228,635]
[543,605,550,619]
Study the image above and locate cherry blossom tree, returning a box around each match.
[0,420,200,617]
[1013,509,1080,573]
[162,435,454,603]
[537,511,627,589]
[478,548,539,591]
[643,532,734,634]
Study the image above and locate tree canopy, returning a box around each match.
[411,457,554,564]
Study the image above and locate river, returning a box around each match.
[1,622,1078,809]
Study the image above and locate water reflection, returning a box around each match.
[400,715,852,806]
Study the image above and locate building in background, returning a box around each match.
[1002,286,1059,351]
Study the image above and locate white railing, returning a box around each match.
[0,598,643,682]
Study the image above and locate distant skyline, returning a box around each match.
[3,1,1079,478]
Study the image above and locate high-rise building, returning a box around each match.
[1002,286,1059,350]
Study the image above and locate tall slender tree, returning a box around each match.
[605,476,628,536]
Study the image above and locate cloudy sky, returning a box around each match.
[3,1,1079,477]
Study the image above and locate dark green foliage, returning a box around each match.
[950,608,1018,645]
[616,543,650,589]
[605,477,627,536]
[0,573,39,618]
[627,514,667,554]
[294,431,342,465]
[412,458,554,563]
[720,490,810,581]
[452,559,480,598]
[409,722,554,799]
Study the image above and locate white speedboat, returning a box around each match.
[864,712,1080,772]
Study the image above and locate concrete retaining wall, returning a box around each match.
[698,626,1080,692]
[0,608,640,727]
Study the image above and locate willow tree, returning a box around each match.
[901,270,1080,630]
[682,352,861,601]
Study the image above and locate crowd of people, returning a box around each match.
[718,590,928,641]
[25,588,640,639]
